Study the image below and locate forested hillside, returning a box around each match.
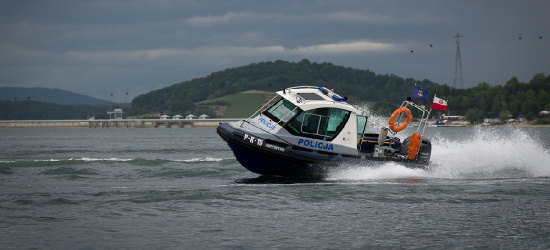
[130,59,550,123]
[130,59,439,115]
[433,73,550,122]
[2,59,548,121]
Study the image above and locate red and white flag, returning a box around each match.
[431,96,448,111]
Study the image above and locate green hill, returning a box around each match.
[130,59,550,123]
[197,91,273,118]
[130,59,439,116]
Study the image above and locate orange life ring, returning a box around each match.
[407,132,422,160]
[388,107,412,132]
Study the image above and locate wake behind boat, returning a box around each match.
[217,86,445,176]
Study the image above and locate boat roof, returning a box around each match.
[276,86,360,114]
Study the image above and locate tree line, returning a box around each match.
[431,73,550,123]
[130,59,549,123]
[1,59,548,122]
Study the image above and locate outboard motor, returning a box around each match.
[418,138,431,161]
[399,136,431,161]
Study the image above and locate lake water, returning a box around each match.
[1,126,550,249]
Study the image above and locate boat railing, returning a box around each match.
[274,106,299,130]
[285,86,348,104]
[399,100,430,135]
[239,94,280,127]
[284,86,320,91]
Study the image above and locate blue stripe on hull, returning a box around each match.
[226,141,326,176]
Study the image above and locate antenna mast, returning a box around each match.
[453,33,464,89]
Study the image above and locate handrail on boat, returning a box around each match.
[239,94,280,128]
[396,100,431,135]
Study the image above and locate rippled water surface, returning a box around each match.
[1,127,550,249]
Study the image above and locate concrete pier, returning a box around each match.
[0,119,243,128]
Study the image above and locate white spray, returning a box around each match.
[334,103,550,180]
[429,127,550,179]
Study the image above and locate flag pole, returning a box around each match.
[422,95,435,134]
[428,94,436,116]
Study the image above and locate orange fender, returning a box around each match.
[388,107,412,133]
[407,132,422,160]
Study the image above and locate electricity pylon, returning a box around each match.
[453,33,464,89]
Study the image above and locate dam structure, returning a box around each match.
[0,119,242,128]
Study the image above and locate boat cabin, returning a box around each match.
[244,86,367,154]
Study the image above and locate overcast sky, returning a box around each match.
[1,0,548,102]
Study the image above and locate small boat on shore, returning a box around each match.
[217,86,435,176]
[428,120,449,127]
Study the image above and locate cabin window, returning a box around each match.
[263,98,299,124]
[285,107,350,141]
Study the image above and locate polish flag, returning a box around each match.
[431,96,448,111]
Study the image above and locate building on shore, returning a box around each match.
[107,109,123,120]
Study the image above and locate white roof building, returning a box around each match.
[107,109,123,120]
[160,115,170,120]
[173,115,183,120]
[186,114,196,119]
[199,114,210,119]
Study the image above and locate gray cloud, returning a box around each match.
[1,0,549,102]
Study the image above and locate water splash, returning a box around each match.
[430,127,550,179]
[329,127,550,181]
[328,162,429,181]
[354,103,410,141]
[354,103,391,134]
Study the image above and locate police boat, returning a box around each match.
[217,86,432,176]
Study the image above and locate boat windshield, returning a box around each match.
[356,115,368,150]
[263,98,299,124]
[285,107,350,141]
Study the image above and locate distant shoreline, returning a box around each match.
[1,119,549,128]
[486,124,550,128]
[0,118,242,128]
